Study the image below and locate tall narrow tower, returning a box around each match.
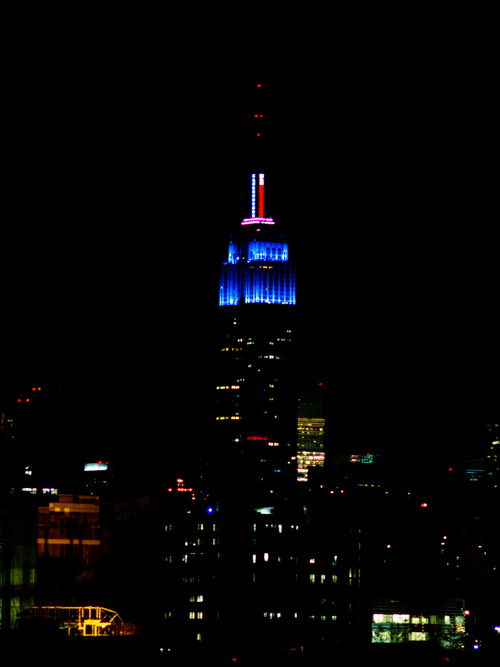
[215,170,297,503]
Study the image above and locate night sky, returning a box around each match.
[2,17,498,475]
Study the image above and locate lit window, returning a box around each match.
[392,614,410,624]
[373,614,391,623]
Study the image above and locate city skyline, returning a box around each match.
[3,46,498,467]
[1,26,499,661]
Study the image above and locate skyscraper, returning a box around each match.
[214,172,297,503]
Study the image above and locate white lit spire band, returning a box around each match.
[251,173,257,218]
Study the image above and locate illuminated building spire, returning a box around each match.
[258,173,264,218]
[251,173,256,217]
[250,173,265,219]
[218,79,295,307]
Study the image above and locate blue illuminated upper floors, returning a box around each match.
[219,262,296,306]
[227,239,290,264]
[220,229,296,306]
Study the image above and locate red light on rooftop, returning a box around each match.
[257,83,261,87]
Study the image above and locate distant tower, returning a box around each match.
[215,170,297,503]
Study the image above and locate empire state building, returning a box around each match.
[214,171,298,503]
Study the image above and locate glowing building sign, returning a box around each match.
[219,174,296,306]
[84,462,109,472]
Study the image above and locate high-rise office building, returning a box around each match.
[297,387,326,483]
